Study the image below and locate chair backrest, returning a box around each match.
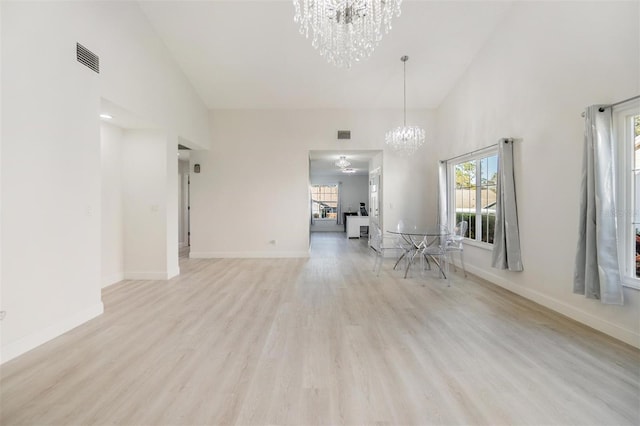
[446,221,468,250]
[369,222,383,251]
[455,221,468,239]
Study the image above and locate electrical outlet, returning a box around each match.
[0,311,6,321]
[270,239,277,245]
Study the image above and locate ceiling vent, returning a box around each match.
[337,130,351,140]
[76,43,99,73]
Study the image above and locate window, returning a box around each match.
[448,149,498,245]
[311,184,338,220]
[615,103,640,289]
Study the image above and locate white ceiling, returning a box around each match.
[139,0,513,110]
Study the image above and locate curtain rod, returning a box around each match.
[581,94,640,117]
[600,94,640,110]
[440,138,514,164]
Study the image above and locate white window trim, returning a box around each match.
[463,239,494,251]
[614,102,640,290]
[311,183,339,221]
[447,146,498,245]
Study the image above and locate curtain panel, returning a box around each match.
[491,139,524,271]
[573,106,623,304]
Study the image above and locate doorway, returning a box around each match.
[178,150,191,258]
[308,150,382,241]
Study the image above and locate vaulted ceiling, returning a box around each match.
[139,1,513,110]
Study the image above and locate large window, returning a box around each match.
[311,184,338,220]
[615,104,640,288]
[449,150,498,244]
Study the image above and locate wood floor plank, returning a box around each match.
[1,232,639,425]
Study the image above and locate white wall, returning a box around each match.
[94,3,209,149]
[190,109,435,258]
[0,1,5,341]
[434,1,640,347]
[1,1,209,363]
[122,130,179,280]
[101,123,124,287]
[1,1,103,362]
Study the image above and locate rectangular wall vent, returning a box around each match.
[76,43,99,73]
[337,130,351,140]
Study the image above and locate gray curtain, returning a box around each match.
[492,139,523,271]
[574,106,623,304]
[437,161,448,228]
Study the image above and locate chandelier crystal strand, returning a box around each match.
[385,55,426,155]
[293,0,402,68]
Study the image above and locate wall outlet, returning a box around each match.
[269,239,277,245]
[0,311,6,321]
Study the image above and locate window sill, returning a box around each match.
[621,276,640,291]
[463,239,493,251]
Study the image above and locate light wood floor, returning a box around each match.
[1,232,639,425]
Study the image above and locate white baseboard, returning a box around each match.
[190,251,310,259]
[101,272,124,288]
[1,302,104,365]
[124,271,176,280]
[461,262,640,349]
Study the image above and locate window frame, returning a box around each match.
[310,183,339,221]
[614,102,640,290]
[447,146,498,249]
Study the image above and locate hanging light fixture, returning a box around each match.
[385,55,425,155]
[342,167,357,174]
[335,155,351,169]
[293,0,403,68]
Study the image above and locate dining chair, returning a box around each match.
[420,224,450,279]
[444,221,468,277]
[393,220,422,273]
[370,223,405,276]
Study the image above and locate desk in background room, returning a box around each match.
[347,216,369,239]
[343,212,358,232]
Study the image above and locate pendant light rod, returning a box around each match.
[401,55,408,126]
[385,54,425,156]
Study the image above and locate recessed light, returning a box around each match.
[99,113,112,119]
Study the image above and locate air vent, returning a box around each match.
[337,130,351,140]
[76,43,99,73]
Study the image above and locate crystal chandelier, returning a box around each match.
[385,55,425,155]
[293,0,403,68]
[335,155,351,168]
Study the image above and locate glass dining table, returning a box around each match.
[387,227,450,279]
